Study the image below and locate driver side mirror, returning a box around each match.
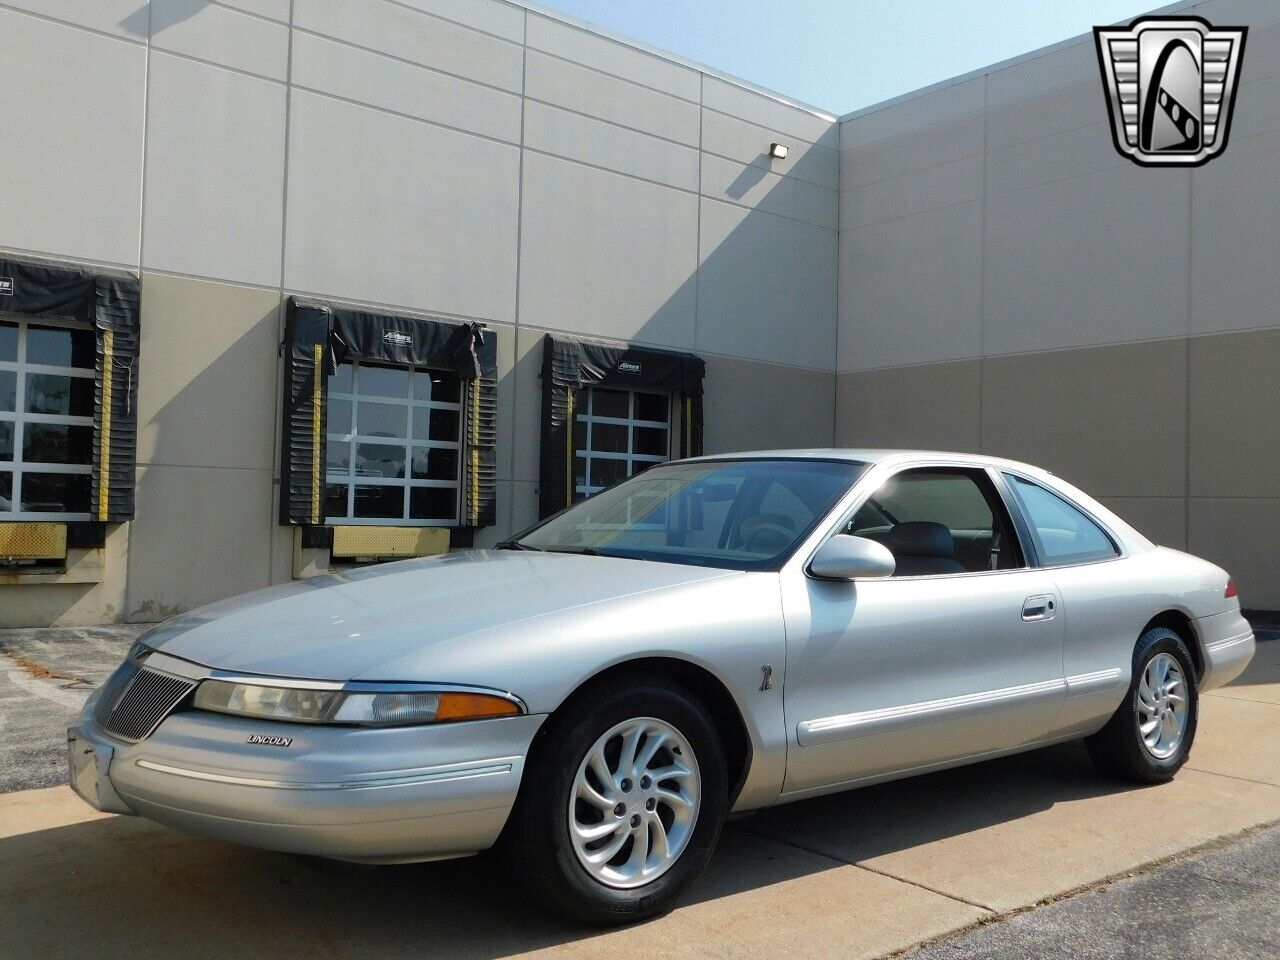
[808,535,896,581]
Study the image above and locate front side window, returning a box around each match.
[0,318,95,519]
[575,387,670,499]
[1005,474,1119,566]
[518,458,865,570]
[848,468,1023,575]
[324,361,462,525]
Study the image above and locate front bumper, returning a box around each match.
[69,685,545,863]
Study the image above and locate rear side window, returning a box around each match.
[1005,475,1118,567]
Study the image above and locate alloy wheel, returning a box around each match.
[1136,652,1189,760]
[568,717,701,889]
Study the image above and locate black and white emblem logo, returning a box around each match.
[1095,16,1247,167]
[0,278,12,296]
[383,330,412,346]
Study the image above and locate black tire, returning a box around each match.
[1085,626,1199,783]
[501,677,728,925]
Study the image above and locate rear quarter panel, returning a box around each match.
[1053,546,1232,732]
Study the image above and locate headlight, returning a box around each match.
[192,680,522,727]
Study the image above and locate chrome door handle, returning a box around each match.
[1023,595,1055,621]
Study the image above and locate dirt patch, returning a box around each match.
[0,646,83,683]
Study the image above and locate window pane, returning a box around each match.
[0,371,13,411]
[0,421,10,461]
[325,439,351,473]
[328,399,351,436]
[591,388,629,419]
[634,393,667,423]
[875,473,994,532]
[634,427,667,457]
[353,484,403,519]
[0,322,15,362]
[0,472,11,510]
[574,455,587,491]
[354,443,405,479]
[414,408,460,442]
[325,483,349,520]
[21,472,91,514]
[410,486,456,521]
[24,423,93,464]
[1007,476,1118,566]
[590,457,628,489]
[411,447,458,481]
[25,374,94,416]
[591,423,628,453]
[413,370,460,403]
[27,324,95,369]
[357,401,407,438]
[331,363,354,393]
[359,365,407,399]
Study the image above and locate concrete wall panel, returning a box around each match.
[702,356,835,454]
[142,53,287,286]
[135,274,283,472]
[294,0,524,93]
[524,101,699,191]
[701,154,838,230]
[1192,130,1280,336]
[394,0,525,42]
[702,111,839,191]
[697,200,837,369]
[984,166,1190,355]
[1189,328,1280,498]
[518,152,698,347]
[841,155,982,230]
[284,91,520,321]
[1188,497,1280,609]
[525,13,699,102]
[0,9,144,265]
[127,465,275,618]
[702,77,837,147]
[981,340,1187,499]
[291,31,523,144]
[838,201,983,372]
[524,50,700,146]
[835,361,981,452]
[841,78,985,151]
[149,0,289,80]
[3,0,147,36]
[842,113,984,189]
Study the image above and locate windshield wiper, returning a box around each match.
[542,546,600,556]
[494,539,542,552]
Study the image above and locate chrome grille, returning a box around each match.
[99,667,195,742]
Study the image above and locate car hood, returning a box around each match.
[141,550,736,682]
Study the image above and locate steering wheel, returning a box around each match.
[742,521,796,554]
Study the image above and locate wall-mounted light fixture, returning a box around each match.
[768,142,789,160]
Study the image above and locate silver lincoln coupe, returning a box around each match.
[69,450,1255,923]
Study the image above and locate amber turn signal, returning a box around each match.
[436,691,522,722]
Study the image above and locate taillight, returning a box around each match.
[1225,579,1238,599]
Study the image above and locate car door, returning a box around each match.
[779,463,1066,797]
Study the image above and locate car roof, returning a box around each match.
[678,448,1054,477]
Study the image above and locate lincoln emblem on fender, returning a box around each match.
[1094,16,1247,167]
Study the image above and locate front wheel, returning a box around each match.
[502,679,728,924]
[1085,626,1198,782]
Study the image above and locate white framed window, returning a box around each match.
[0,316,96,520]
[324,361,463,526]
[574,387,671,499]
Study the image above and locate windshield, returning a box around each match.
[513,458,866,570]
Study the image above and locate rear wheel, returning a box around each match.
[502,679,728,924]
[1085,626,1198,782]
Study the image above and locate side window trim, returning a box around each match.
[1000,470,1124,568]
[820,462,1029,579]
[987,468,1041,568]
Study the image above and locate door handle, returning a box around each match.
[1022,595,1055,621]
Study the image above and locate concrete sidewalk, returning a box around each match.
[0,635,1276,959]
